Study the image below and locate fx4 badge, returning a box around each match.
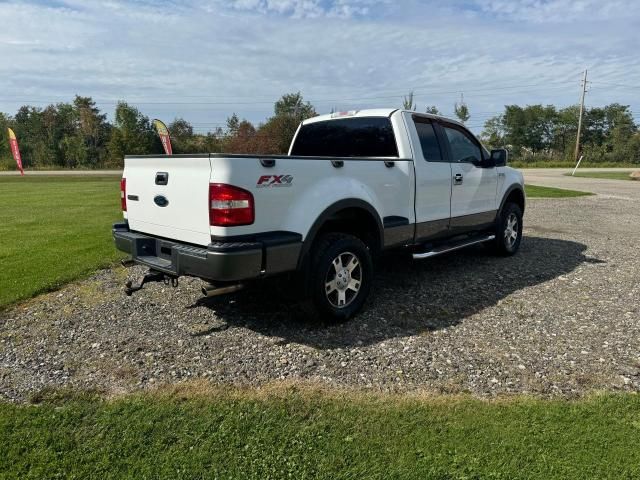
[256,175,294,188]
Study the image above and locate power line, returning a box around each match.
[590,81,640,90]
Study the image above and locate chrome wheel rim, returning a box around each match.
[504,213,519,248]
[325,251,362,308]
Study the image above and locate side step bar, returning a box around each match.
[412,234,495,260]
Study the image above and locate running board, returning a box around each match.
[412,234,495,260]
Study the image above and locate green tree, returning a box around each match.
[49,103,78,166]
[167,118,195,153]
[482,102,638,163]
[501,104,558,157]
[274,92,315,118]
[224,120,259,154]
[402,92,416,111]
[583,104,638,163]
[425,106,440,115]
[73,96,110,167]
[165,118,221,154]
[553,106,579,156]
[59,134,88,167]
[480,115,505,148]
[168,118,194,139]
[0,113,11,152]
[2,95,637,168]
[523,105,557,154]
[454,95,470,124]
[226,114,240,136]
[13,106,52,168]
[258,92,317,154]
[107,102,159,166]
[7,97,110,169]
[0,113,13,169]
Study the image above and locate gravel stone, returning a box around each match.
[1,171,639,402]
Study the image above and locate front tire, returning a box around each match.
[309,233,373,321]
[492,202,523,255]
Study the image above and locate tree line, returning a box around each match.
[479,103,639,163]
[0,92,316,169]
[402,91,638,163]
[1,92,638,169]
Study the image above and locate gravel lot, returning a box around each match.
[1,170,639,401]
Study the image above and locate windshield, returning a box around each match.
[290,117,398,157]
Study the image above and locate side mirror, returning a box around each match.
[490,148,508,167]
[482,156,496,168]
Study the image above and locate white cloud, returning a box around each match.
[474,0,640,23]
[218,0,386,18]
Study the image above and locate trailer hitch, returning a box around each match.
[125,270,179,296]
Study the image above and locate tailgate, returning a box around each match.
[123,155,212,246]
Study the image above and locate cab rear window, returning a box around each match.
[290,117,398,157]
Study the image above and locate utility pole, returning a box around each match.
[574,69,588,163]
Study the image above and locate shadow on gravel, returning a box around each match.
[193,236,603,349]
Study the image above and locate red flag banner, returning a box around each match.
[7,128,24,176]
[153,119,173,155]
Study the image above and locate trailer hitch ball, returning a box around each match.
[162,276,179,287]
[121,258,135,268]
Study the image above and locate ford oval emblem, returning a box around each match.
[154,195,169,207]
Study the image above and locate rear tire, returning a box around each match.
[492,202,523,256]
[309,233,373,322]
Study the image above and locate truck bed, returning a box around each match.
[122,153,415,247]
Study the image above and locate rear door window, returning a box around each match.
[290,117,398,157]
[412,118,444,162]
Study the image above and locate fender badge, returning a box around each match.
[256,174,294,188]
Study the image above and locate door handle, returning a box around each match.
[454,173,463,185]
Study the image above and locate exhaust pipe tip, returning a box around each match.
[201,283,245,298]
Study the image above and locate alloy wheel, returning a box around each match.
[324,251,362,308]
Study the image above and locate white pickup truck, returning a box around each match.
[114,109,525,320]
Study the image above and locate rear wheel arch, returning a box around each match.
[298,199,383,270]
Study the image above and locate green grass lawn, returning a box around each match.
[565,171,636,181]
[1,388,640,479]
[0,175,124,309]
[525,184,593,198]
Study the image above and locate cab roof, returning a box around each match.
[302,108,464,127]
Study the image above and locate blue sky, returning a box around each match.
[0,0,639,133]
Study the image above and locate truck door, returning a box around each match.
[438,121,498,232]
[405,114,452,241]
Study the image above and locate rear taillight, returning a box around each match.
[209,183,254,226]
[120,178,127,211]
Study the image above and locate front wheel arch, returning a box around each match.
[499,186,526,216]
